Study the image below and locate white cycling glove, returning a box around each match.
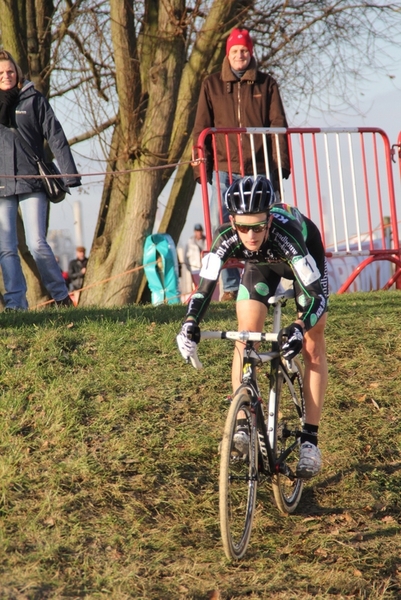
[278,323,304,360]
[176,321,201,362]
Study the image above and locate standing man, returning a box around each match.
[68,246,88,303]
[184,223,206,274]
[193,28,290,301]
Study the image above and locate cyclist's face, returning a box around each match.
[227,45,251,71]
[230,213,271,251]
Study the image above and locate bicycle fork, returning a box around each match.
[264,359,301,479]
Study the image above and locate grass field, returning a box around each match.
[1,291,401,599]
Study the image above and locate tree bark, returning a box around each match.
[81,0,188,306]
[81,0,252,306]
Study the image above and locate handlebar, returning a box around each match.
[186,287,294,370]
[200,330,278,342]
[189,330,279,370]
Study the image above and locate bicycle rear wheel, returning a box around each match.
[219,386,258,560]
[270,357,305,514]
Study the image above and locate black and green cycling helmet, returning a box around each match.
[224,175,275,215]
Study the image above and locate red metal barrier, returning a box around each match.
[396,131,401,181]
[193,127,401,292]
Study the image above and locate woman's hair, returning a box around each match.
[0,50,24,88]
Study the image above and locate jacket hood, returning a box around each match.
[19,80,36,98]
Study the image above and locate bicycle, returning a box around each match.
[190,287,305,560]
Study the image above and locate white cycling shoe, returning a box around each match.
[233,429,250,456]
[296,442,322,479]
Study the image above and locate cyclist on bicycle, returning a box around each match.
[176,175,328,478]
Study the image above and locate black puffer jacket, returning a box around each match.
[0,80,81,197]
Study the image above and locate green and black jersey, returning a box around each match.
[186,203,329,329]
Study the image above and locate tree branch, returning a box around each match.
[68,116,118,146]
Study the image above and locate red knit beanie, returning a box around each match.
[226,29,253,57]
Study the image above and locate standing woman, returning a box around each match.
[0,50,81,310]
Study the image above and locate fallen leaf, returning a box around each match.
[371,398,380,410]
[381,515,395,523]
[354,569,363,577]
[66,322,74,329]
[342,513,354,523]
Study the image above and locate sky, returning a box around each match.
[48,57,401,257]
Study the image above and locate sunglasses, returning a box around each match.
[234,221,268,234]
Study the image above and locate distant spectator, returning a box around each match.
[68,246,88,292]
[184,224,206,273]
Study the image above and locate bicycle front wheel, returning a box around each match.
[219,386,258,560]
[270,357,305,514]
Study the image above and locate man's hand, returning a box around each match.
[278,323,304,360]
[195,171,212,185]
[176,321,201,362]
[274,168,291,181]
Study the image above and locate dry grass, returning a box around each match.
[0,292,400,599]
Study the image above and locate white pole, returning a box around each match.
[73,201,84,247]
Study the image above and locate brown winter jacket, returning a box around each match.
[193,57,290,184]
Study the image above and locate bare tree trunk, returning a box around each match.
[81,0,251,306]
[158,139,196,245]
[81,0,187,306]
[79,124,130,306]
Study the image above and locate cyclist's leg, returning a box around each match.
[299,231,329,427]
[301,313,328,426]
[233,299,267,392]
[294,251,329,428]
[232,263,280,392]
[293,257,328,477]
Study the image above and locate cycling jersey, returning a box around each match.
[186,203,328,330]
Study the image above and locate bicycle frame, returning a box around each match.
[240,344,302,480]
